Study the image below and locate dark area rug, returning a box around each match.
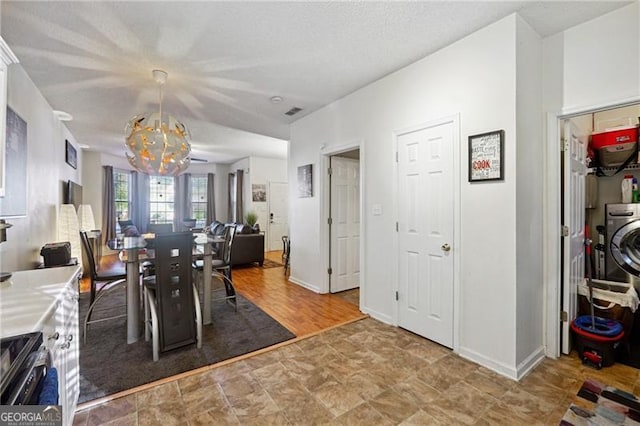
[79,285,295,403]
[261,258,284,269]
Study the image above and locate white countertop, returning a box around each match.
[0,265,81,338]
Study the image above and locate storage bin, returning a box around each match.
[578,279,639,341]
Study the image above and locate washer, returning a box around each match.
[606,203,640,282]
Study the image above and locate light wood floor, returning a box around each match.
[82,250,365,337]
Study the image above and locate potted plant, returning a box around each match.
[245,211,259,232]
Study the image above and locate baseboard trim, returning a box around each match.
[360,307,393,325]
[288,276,321,293]
[515,346,546,380]
[457,345,546,381]
[458,346,519,380]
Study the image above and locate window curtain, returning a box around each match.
[101,166,115,244]
[206,173,216,225]
[131,171,150,233]
[174,173,191,231]
[235,169,244,223]
[228,172,234,222]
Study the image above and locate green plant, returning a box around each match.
[245,211,258,227]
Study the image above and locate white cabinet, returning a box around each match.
[43,277,80,426]
[0,266,81,426]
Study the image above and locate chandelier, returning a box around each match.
[125,69,191,176]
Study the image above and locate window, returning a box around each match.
[149,176,175,224]
[114,170,130,227]
[191,175,208,228]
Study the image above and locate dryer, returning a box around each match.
[606,203,640,283]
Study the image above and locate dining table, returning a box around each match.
[107,232,224,344]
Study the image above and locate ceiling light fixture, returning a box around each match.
[53,110,73,121]
[125,69,191,176]
[270,96,283,104]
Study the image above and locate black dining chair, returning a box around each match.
[80,231,128,343]
[143,232,202,361]
[192,224,238,311]
[282,235,291,276]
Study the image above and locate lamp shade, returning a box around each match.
[77,204,96,231]
[58,204,81,261]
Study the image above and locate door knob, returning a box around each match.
[441,243,451,252]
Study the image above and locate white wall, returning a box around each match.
[290,15,526,374]
[230,156,288,230]
[1,64,82,271]
[515,16,544,370]
[562,3,640,112]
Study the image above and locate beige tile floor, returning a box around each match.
[73,318,640,425]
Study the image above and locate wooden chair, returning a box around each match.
[80,230,128,343]
[143,232,202,361]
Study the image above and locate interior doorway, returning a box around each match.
[268,182,289,252]
[558,102,640,355]
[329,151,361,294]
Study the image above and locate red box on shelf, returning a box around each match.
[591,126,638,150]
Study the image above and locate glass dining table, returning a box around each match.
[107,233,224,344]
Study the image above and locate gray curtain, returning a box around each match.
[236,169,244,223]
[174,173,191,231]
[206,173,216,225]
[131,171,150,233]
[102,166,115,244]
[227,172,234,222]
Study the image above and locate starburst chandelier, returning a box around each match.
[125,70,191,176]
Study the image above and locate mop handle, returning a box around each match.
[585,226,596,330]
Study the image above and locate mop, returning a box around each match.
[571,227,625,368]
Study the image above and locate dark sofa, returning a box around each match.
[231,233,264,266]
[210,221,264,267]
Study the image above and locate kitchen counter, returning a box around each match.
[0,265,81,338]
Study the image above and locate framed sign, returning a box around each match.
[468,130,504,182]
[297,164,313,198]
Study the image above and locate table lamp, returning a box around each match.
[77,204,96,231]
[58,204,81,261]
[0,219,13,282]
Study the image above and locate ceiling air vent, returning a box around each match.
[191,157,208,163]
[285,107,303,116]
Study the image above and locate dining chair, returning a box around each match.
[80,230,128,343]
[282,235,291,276]
[143,232,202,361]
[192,224,238,311]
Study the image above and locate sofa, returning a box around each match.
[210,221,264,267]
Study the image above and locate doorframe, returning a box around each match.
[392,114,461,351]
[544,97,640,358]
[319,140,365,299]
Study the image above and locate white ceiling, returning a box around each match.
[1,1,631,164]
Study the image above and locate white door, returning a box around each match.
[268,182,289,252]
[397,120,454,348]
[330,156,360,293]
[561,121,587,354]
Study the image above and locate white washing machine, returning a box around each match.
[606,203,640,283]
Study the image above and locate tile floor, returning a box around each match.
[73,318,640,425]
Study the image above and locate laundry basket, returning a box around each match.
[577,279,639,341]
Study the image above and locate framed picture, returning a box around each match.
[468,130,504,182]
[0,107,28,217]
[65,139,77,169]
[252,183,267,202]
[297,164,313,198]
